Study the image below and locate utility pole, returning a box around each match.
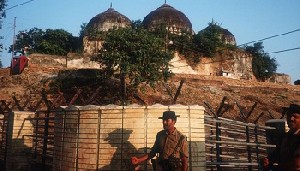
[12,17,16,59]
[10,17,16,75]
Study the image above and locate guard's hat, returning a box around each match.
[158,111,180,120]
[282,104,300,115]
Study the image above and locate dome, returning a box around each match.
[221,29,236,45]
[202,25,237,45]
[86,7,131,33]
[143,4,193,34]
[83,6,131,54]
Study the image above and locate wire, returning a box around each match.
[20,0,34,6]
[238,28,300,47]
[4,5,18,12]
[281,29,300,36]
[271,47,300,54]
[1,0,34,14]
[258,35,279,42]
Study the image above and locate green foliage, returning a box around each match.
[92,27,174,89]
[0,0,7,61]
[166,33,200,65]
[79,23,87,37]
[131,20,143,30]
[11,28,43,55]
[294,79,300,85]
[39,29,72,55]
[146,22,201,65]
[245,42,278,81]
[10,28,82,56]
[0,42,3,67]
[0,0,6,25]
[193,21,225,57]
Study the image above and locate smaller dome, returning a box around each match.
[221,29,236,45]
[86,7,131,33]
[202,25,236,45]
[143,4,193,34]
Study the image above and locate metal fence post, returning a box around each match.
[246,125,252,171]
[216,116,222,171]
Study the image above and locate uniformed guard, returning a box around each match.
[263,104,300,171]
[131,111,188,171]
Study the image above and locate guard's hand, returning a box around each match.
[131,157,139,165]
[262,157,270,171]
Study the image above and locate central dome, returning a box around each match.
[143,4,193,34]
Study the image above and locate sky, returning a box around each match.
[1,0,300,83]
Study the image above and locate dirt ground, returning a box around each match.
[1,62,299,125]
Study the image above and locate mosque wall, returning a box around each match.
[195,51,253,80]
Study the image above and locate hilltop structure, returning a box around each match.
[81,3,290,83]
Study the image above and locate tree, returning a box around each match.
[193,21,225,57]
[295,79,300,85]
[143,21,200,65]
[10,28,81,56]
[92,27,173,103]
[0,44,3,67]
[79,23,87,38]
[0,0,7,29]
[36,29,74,55]
[245,42,277,81]
[11,28,43,55]
[170,33,200,65]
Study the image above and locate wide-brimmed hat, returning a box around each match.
[158,111,180,120]
[282,104,300,115]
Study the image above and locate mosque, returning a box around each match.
[81,2,262,81]
[83,2,236,55]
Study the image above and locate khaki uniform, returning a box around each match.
[149,128,188,171]
[278,130,300,170]
[269,129,300,171]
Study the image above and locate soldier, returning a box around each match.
[263,104,300,171]
[131,111,188,171]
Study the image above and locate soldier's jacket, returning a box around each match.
[278,130,300,170]
[149,128,188,160]
[269,129,300,171]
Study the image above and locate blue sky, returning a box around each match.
[1,0,300,83]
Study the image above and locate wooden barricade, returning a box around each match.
[205,115,276,171]
[0,102,279,171]
[3,111,35,171]
[0,113,7,171]
[53,104,206,171]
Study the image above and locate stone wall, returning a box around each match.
[25,50,254,81]
[53,104,206,171]
[267,73,291,84]
[195,50,253,79]
[28,53,100,69]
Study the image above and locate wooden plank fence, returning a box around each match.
[52,105,206,171]
[0,95,282,171]
[204,115,276,171]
